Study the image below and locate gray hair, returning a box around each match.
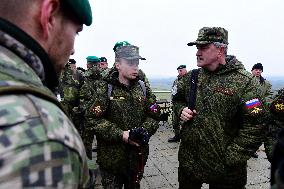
[213,42,228,55]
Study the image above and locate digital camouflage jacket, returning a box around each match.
[85,69,160,174]
[172,55,268,185]
[0,18,89,188]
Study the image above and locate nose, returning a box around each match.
[196,49,201,56]
[71,48,75,55]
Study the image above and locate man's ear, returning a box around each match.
[115,62,120,70]
[40,0,60,39]
[218,47,225,57]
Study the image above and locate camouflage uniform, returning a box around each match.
[0,18,89,187]
[174,27,268,188]
[79,65,103,158]
[170,75,183,139]
[59,65,80,115]
[265,88,284,187]
[85,46,160,188]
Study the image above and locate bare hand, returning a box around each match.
[122,130,140,146]
[180,107,197,122]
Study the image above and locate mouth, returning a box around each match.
[197,57,203,62]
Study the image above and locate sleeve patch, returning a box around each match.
[245,98,261,109]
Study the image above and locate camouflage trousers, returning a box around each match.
[178,166,246,189]
[100,169,141,189]
[172,113,180,137]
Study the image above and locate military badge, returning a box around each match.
[251,107,263,115]
[214,87,234,96]
[110,96,125,100]
[245,98,261,109]
[149,103,159,113]
[90,105,103,116]
[270,98,284,117]
[171,85,177,96]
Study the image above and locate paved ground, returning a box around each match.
[94,122,271,188]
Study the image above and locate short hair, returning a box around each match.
[213,42,228,55]
[0,0,36,23]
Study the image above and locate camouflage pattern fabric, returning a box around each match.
[171,76,183,137]
[264,88,284,161]
[187,27,228,46]
[0,18,89,188]
[84,68,160,186]
[259,77,273,102]
[59,65,80,115]
[172,55,268,186]
[265,88,284,186]
[79,66,104,158]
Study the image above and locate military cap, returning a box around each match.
[100,57,108,62]
[113,41,131,52]
[115,45,146,60]
[177,65,186,70]
[251,63,263,71]
[187,27,228,46]
[68,59,76,64]
[62,0,92,26]
[86,56,100,64]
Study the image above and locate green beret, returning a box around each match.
[86,56,100,63]
[177,65,186,70]
[63,0,92,26]
[113,41,131,52]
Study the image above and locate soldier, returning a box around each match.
[69,58,85,85]
[251,63,272,100]
[250,63,272,159]
[168,65,188,142]
[99,57,109,70]
[0,0,92,188]
[79,55,102,159]
[111,41,152,89]
[173,27,268,189]
[266,88,284,188]
[58,62,80,116]
[85,45,160,188]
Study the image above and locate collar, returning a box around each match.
[0,18,58,92]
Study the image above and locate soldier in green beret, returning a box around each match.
[173,27,268,189]
[85,44,160,188]
[0,0,93,188]
[78,55,103,159]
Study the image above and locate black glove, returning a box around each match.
[129,127,150,146]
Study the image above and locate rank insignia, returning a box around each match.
[270,99,284,117]
[251,107,262,115]
[275,102,284,111]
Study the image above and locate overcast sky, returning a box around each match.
[71,0,284,78]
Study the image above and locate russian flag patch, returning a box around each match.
[245,98,261,109]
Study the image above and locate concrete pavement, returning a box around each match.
[94,122,271,188]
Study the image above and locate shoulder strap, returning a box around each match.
[0,84,66,113]
[138,80,146,98]
[108,83,113,98]
[188,69,199,110]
